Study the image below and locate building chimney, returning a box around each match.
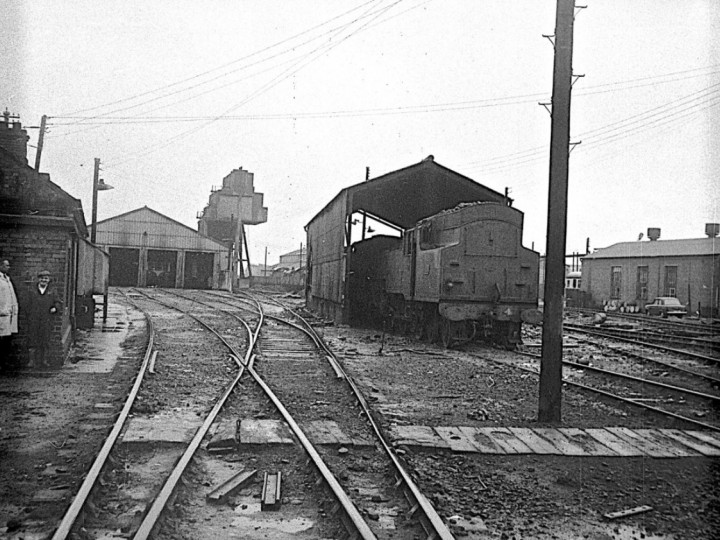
[0,109,29,165]
[706,223,720,238]
[647,228,661,241]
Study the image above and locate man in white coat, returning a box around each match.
[0,259,19,369]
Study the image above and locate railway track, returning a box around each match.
[566,309,720,354]
[49,288,453,539]
[477,328,720,432]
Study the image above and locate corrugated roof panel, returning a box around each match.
[96,207,228,253]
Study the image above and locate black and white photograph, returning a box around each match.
[1,1,719,538]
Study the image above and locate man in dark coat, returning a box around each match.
[27,270,61,369]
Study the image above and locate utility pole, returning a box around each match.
[538,0,576,423]
[91,158,100,243]
[34,115,47,171]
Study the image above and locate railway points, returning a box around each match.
[1,288,719,539]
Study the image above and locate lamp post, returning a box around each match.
[91,157,114,243]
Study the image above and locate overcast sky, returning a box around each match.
[3,0,719,264]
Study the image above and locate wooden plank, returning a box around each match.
[264,420,294,445]
[207,419,238,451]
[584,429,646,456]
[508,428,562,455]
[317,420,353,446]
[481,427,533,454]
[558,428,619,456]
[604,505,652,520]
[390,425,449,450]
[435,426,480,453]
[605,427,675,457]
[686,430,720,449]
[633,429,699,458]
[238,419,292,445]
[531,428,585,455]
[206,469,257,504]
[660,430,720,457]
[303,420,338,445]
[461,427,506,454]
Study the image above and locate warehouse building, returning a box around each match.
[305,156,508,324]
[94,206,231,290]
[581,225,720,317]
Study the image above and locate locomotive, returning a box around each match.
[349,201,540,347]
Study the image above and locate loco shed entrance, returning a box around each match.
[109,247,140,286]
[147,249,177,288]
[183,252,214,289]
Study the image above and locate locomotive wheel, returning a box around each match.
[440,319,454,349]
[426,316,440,344]
[414,319,425,341]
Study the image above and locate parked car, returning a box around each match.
[645,297,686,318]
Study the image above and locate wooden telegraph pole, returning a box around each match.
[538,0,576,423]
[34,115,47,171]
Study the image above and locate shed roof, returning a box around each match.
[583,237,720,259]
[96,206,229,252]
[306,156,508,230]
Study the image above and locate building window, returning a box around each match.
[664,266,678,297]
[636,266,649,300]
[611,266,622,299]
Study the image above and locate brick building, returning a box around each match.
[0,111,92,366]
[581,225,720,316]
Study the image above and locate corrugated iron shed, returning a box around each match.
[305,156,508,323]
[95,206,230,289]
[96,206,230,251]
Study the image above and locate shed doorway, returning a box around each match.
[184,252,214,289]
[109,247,140,286]
[147,250,177,287]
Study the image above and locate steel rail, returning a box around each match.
[559,358,720,403]
[217,289,454,538]
[568,335,720,386]
[485,351,720,432]
[193,290,346,378]
[51,292,155,540]
[252,293,456,540]
[155,290,380,539]
[564,325,720,365]
[130,289,257,539]
[235,354,379,540]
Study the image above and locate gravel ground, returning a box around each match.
[320,323,720,540]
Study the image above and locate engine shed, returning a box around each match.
[305,156,508,324]
[94,207,231,290]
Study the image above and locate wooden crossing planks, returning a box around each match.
[385,425,720,457]
[435,426,480,452]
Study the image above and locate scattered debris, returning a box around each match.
[603,505,653,520]
[206,469,257,504]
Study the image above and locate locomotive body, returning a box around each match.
[350,202,539,347]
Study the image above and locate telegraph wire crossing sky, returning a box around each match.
[3,0,718,264]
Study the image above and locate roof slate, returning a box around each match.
[583,238,720,259]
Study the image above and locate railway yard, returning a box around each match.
[0,288,718,540]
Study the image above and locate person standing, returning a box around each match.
[27,270,61,369]
[0,259,19,370]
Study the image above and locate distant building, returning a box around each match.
[581,226,720,316]
[274,247,306,272]
[95,207,231,290]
